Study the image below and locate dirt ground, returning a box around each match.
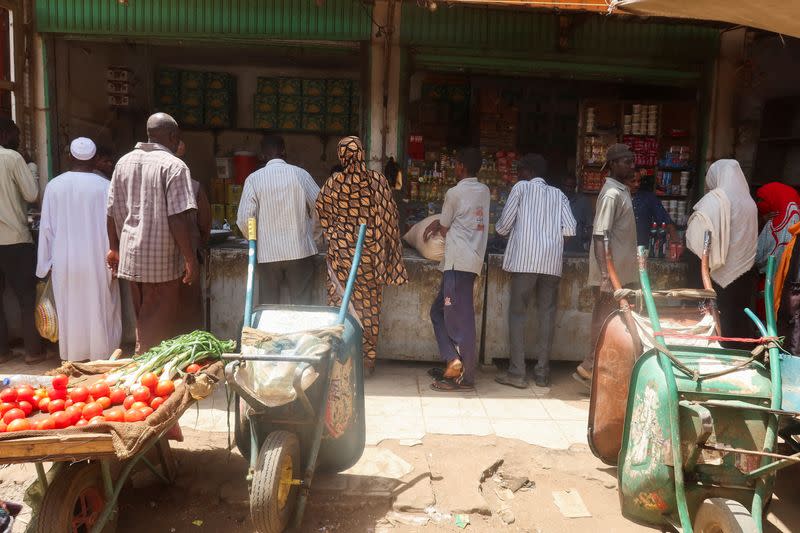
[4,428,797,533]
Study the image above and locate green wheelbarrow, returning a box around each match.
[618,250,800,532]
[222,219,367,533]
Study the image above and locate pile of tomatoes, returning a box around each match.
[0,372,176,433]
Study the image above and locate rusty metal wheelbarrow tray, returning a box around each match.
[617,251,800,533]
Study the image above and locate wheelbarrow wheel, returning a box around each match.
[693,498,758,533]
[234,394,252,459]
[250,430,301,533]
[36,462,117,533]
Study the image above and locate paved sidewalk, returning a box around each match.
[180,360,591,451]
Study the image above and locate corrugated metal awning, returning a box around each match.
[35,0,373,42]
[610,0,800,37]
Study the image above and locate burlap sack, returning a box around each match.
[403,214,445,261]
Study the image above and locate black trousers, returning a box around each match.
[507,272,560,377]
[714,270,757,350]
[257,256,315,306]
[0,243,42,356]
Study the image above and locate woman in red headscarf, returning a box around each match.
[755,182,800,314]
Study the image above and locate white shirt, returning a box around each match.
[237,159,320,263]
[496,178,576,276]
[37,171,121,361]
[440,177,490,275]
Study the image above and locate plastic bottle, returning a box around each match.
[658,223,668,259]
[648,222,658,257]
[1,375,54,388]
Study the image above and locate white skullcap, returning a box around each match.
[70,137,97,161]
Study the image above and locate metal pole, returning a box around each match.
[636,246,693,532]
[243,217,257,330]
[337,223,367,325]
[752,256,780,532]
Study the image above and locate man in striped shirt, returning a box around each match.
[237,135,320,305]
[494,154,576,388]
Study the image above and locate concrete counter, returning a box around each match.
[206,242,483,362]
[483,253,689,364]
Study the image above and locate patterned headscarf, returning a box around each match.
[338,136,369,176]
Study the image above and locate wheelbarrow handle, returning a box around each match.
[337,223,367,325]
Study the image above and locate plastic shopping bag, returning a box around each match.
[35,277,58,342]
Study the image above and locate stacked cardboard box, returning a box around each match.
[253,77,360,134]
[153,68,236,128]
[205,72,236,128]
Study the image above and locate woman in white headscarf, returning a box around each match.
[686,159,758,348]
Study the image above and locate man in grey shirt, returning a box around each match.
[424,147,490,392]
[237,135,320,305]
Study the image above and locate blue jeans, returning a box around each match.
[430,270,477,385]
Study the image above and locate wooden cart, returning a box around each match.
[1,412,179,532]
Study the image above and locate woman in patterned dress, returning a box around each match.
[316,137,408,373]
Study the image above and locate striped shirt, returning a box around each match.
[237,159,320,263]
[496,178,576,276]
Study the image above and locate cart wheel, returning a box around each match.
[234,394,252,459]
[250,430,301,533]
[693,498,758,533]
[37,462,117,533]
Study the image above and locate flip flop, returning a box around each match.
[430,378,475,392]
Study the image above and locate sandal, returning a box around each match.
[430,378,475,392]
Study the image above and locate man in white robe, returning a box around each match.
[36,137,121,361]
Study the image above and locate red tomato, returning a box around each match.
[0,402,16,415]
[51,374,69,390]
[68,386,90,403]
[123,396,135,410]
[82,402,103,421]
[0,388,17,403]
[72,402,86,411]
[124,409,145,422]
[38,397,50,412]
[185,363,201,374]
[2,408,25,424]
[6,418,31,432]
[131,401,149,411]
[64,399,74,408]
[15,386,35,403]
[48,399,66,414]
[131,386,151,403]
[37,417,55,430]
[103,408,124,423]
[155,380,175,397]
[75,419,89,427]
[65,405,83,424]
[53,411,73,429]
[109,389,126,405]
[96,396,112,409]
[0,421,6,432]
[90,382,111,400]
[17,400,33,416]
[47,387,67,401]
[150,396,165,410]
[140,372,159,391]
[139,406,154,418]
[88,416,105,425]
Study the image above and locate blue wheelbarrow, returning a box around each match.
[222,219,366,533]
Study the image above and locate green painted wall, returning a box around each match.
[36,0,372,42]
